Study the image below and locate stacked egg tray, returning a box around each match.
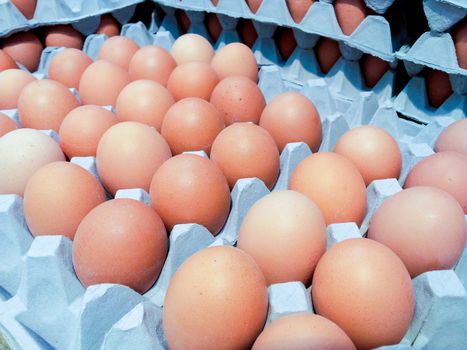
[0,1,466,350]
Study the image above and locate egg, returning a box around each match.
[163,246,268,350]
[237,19,258,48]
[23,161,106,240]
[237,190,326,285]
[274,27,297,61]
[0,129,65,195]
[167,61,219,101]
[47,48,92,89]
[78,60,131,106]
[96,14,120,37]
[73,198,168,294]
[18,79,80,132]
[361,54,390,88]
[211,42,259,81]
[286,0,314,24]
[405,151,467,213]
[44,25,83,49]
[205,13,222,42]
[0,49,18,71]
[452,21,466,69]
[435,118,467,155]
[171,33,214,64]
[315,37,341,74]
[10,0,37,19]
[0,69,35,109]
[128,45,176,86]
[59,105,118,158]
[334,0,369,36]
[210,122,280,189]
[246,0,263,13]
[2,31,43,72]
[161,97,225,155]
[96,121,171,195]
[334,125,402,185]
[115,80,174,131]
[259,92,322,152]
[210,76,266,125]
[175,10,191,34]
[149,154,230,235]
[313,238,414,349]
[368,187,466,277]
[0,113,18,137]
[252,313,355,350]
[425,68,453,108]
[97,36,139,70]
[289,152,367,225]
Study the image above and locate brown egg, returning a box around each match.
[149,154,230,235]
[0,129,65,195]
[0,69,35,109]
[47,48,92,89]
[0,49,18,71]
[73,198,168,293]
[59,105,118,158]
[96,121,172,195]
[175,10,191,34]
[405,151,467,213]
[368,187,466,277]
[237,19,258,49]
[96,14,120,37]
[2,31,43,72]
[205,13,222,42]
[210,76,265,125]
[334,126,402,186]
[435,119,467,155]
[289,152,367,225]
[315,37,341,74]
[210,122,279,189]
[0,113,18,137]
[97,36,139,70]
[163,246,268,350]
[237,190,326,285]
[44,25,83,49]
[18,79,80,132]
[259,92,322,152]
[23,161,105,240]
[246,0,263,13]
[170,34,214,65]
[361,54,390,88]
[313,238,414,349]
[334,0,369,36]
[286,0,314,24]
[10,0,37,19]
[167,61,219,101]
[211,42,259,81]
[161,97,225,155]
[78,60,131,106]
[115,80,174,131]
[128,45,176,86]
[274,27,297,61]
[425,69,452,108]
[452,21,467,69]
[253,313,356,350]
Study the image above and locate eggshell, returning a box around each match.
[315,37,341,74]
[128,45,176,86]
[10,0,37,19]
[368,186,466,277]
[163,246,268,350]
[47,48,92,89]
[44,25,83,49]
[171,34,214,65]
[96,121,172,195]
[0,69,35,109]
[259,92,322,152]
[97,36,139,70]
[252,313,355,350]
[0,49,18,72]
[237,19,258,48]
[425,69,453,108]
[453,21,467,69]
[175,10,191,34]
[334,0,369,36]
[0,129,65,195]
[361,54,390,88]
[274,27,297,61]
[334,125,402,185]
[79,60,131,106]
[96,14,121,37]
[0,113,18,137]
[167,61,219,101]
[59,105,118,158]
[286,0,314,24]
[149,154,230,235]
[115,80,174,131]
[161,97,225,155]
[289,152,367,225]
[237,190,326,285]
[210,122,280,189]
[2,31,43,72]
[405,151,467,213]
[18,79,80,132]
[210,76,266,125]
[312,238,414,349]
[435,118,467,155]
[205,13,222,42]
[73,198,168,294]
[211,42,259,81]
[246,0,263,13]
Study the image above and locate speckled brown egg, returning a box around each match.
[2,31,43,72]
[286,0,314,24]
[425,68,452,108]
[0,113,18,137]
[0,49,17,72]
[435,119,467,155]
[0,69,35,109]
[334,0,369,35]
[171,33,214,64]
[11,0,37,19]
[361,54,390,88]
[97,36,139,70]
[129,45,176,86]
[96,14,120,37]
[47,48,92,89]
[315,37,341,74]
[211,42,259,81]
[44,25,83,49]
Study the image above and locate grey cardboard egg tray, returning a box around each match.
[422,0,466,32]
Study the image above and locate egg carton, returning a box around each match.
[423,0,466,33]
